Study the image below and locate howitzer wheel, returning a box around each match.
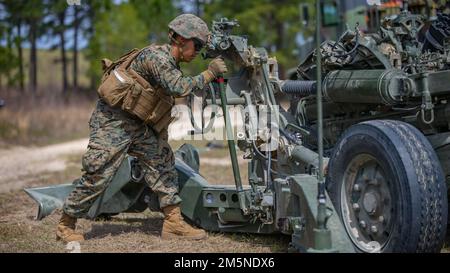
[326,120,448,253]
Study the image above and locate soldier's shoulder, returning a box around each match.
[138,44,171,62]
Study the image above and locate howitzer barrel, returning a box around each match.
[323,69,410,105]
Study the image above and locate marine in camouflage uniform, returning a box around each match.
[56,14,228,243]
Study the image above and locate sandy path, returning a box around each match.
[0,139,89,193]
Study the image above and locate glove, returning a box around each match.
[208,57,228,76]
[201,57,228,84]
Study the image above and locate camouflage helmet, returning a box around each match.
[168,14,210,44]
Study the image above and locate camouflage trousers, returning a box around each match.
[63,99,181,218]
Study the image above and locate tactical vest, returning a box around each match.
[97,47,175,134]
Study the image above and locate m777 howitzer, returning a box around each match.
[180,17,356,253]
[292,9,450,252]
[23,16,355,252]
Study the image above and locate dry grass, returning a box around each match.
[0,48,96,148]
[0,88,96,148]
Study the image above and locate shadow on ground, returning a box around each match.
[85,218,164,240]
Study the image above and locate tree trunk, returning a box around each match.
[29,20,37,93]
[6,26,13,87]
[17,21,24,92]
[58,10,68,93]
[73,6,79,91]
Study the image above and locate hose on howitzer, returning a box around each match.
[281,80,316,96]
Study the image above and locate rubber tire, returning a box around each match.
[326,120,448,253]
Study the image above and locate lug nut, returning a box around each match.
[370,225,378,233]
[359,220,367,229]
[378,216,385,223]
[353,184,361,192]
[352,203,360,211]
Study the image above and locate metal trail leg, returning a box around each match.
[217,77,246,211]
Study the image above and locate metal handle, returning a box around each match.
[217,76,243,194]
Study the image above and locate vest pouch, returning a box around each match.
[122,82,143,111]
[126,86,158,121]
[97,68,133,107]
[144,93,174,125]
[97,46,176,131]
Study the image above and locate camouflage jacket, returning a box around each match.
[130,44,206,97]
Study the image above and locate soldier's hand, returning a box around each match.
[201,57,228,84]
[208,57,228,77]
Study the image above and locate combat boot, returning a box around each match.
[56,212,85,243]
[161,205,207,240]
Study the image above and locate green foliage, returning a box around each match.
[179,55,209,77]
[0,26,19,86]
[203,0,316,75]
[0,45,17,85]
[129,0,179,43]
[0,0,27,86]
[86,2,149,84]
[45,0,69,37]
[0,0,319,89]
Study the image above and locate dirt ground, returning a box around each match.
[0,136,291,253]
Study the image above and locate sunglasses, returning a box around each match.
[193,39,205,52]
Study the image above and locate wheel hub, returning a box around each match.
[362,192,378,215]
[341,154,394,252]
